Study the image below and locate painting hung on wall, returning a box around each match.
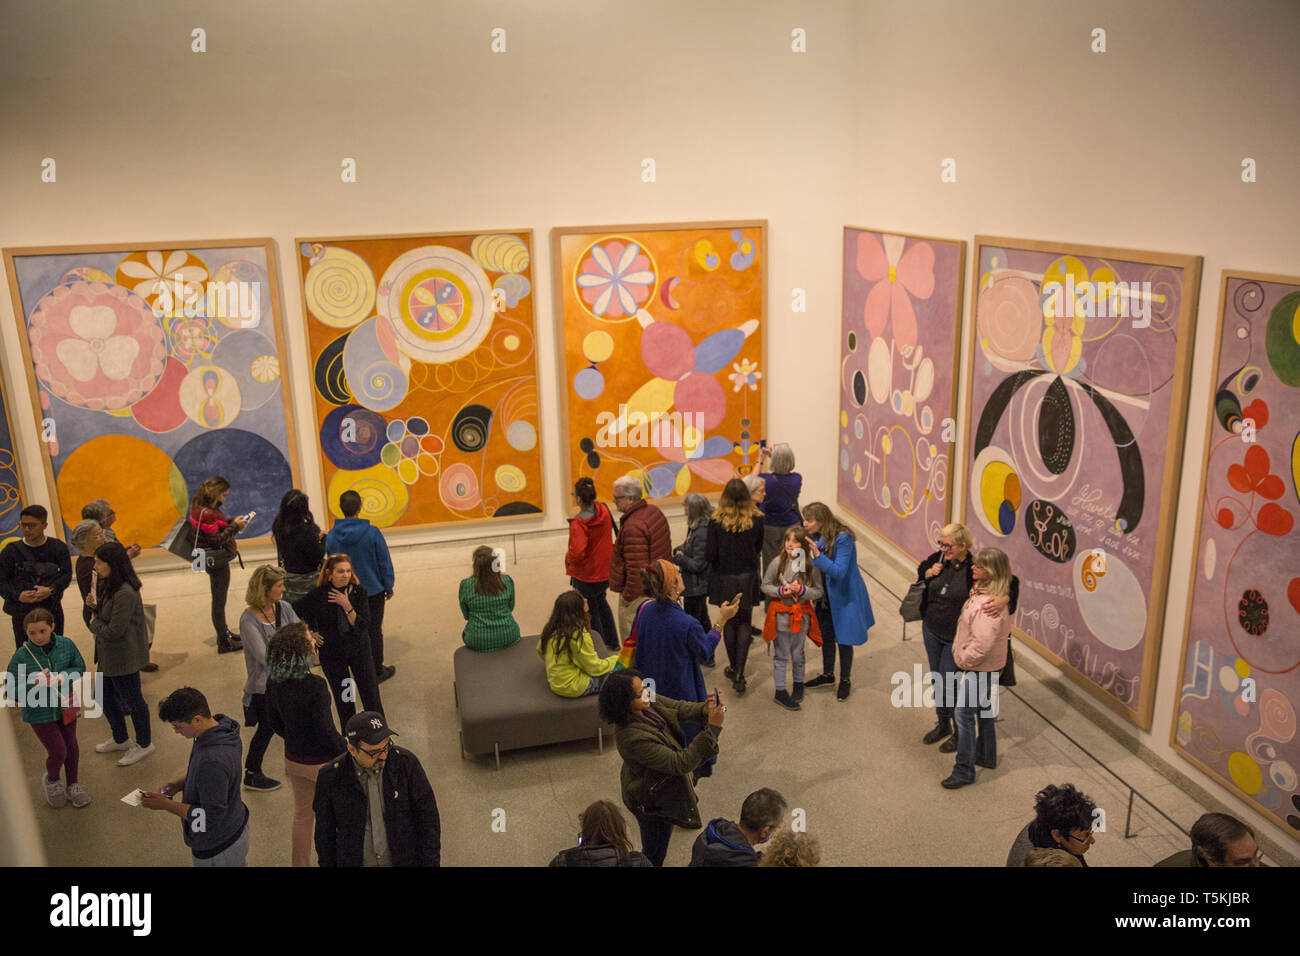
[1172,271,1300,840]
[0,365,27,544]
[552,221,765,502]
[962,236,1202,728]
[295,231,543,528]
[3,240,298,549]
[838,227,965,562]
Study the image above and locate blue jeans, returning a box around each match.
[571,578,618,650]
[193,820,250,867]
[102,672,151,747]
[636,814,674,867]
[951,672,997,782]
[922,623,956,718]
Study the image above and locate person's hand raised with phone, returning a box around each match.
[706,688,726,727]
[716,594,742,628]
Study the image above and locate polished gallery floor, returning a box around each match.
[13,519,1234,867]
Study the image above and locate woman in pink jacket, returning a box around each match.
[941,547,1012,789]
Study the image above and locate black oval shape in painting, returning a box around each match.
[314,333,351,404]
[586,451,601,469]
[851,370,867,406]
[1023,499,1076,563]
[1037,376,1074,475]
[492,501,542,518]
[579,437,595,453]
[450,403,493,452]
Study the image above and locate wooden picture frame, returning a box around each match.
[0,360,29,542]
[551,220,767,505]
[292,230,546,531]
[961,235,1202,728]
[3,238,300,566]
[1169,269,1300,840]
[837,226,966,563]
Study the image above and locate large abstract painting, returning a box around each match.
[962,236,1201,728]
[1172,271,1300,840]
[0,365,26,544]
[553,221,765,502]
[3,240,298,548]
[295,232,544,528]
[838,227,965,562]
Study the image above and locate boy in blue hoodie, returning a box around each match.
[325,491,396,683]
[142,687,250,866]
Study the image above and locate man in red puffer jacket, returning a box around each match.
[608,477,671,642]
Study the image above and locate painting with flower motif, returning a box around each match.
[294,231,544,529]
[0,364,27,543]
[3,240,299,551]
[551,221,765,503]
[961,236,1201,728]
[1171,271,1300,839]
[838,228,965,562]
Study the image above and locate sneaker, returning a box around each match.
[941,775,973,789]
[922,718,952,745]
[792,681,805,703]
[376,664,396,684]
[95,738,130,754]
[43,773,67,808]
[774,690,801,711]
[939,733,959,754]
[67,782,91,808]
[805,673,835,689]
[117,743,155,767]
[243,770,281,792]
[836,679,851,702]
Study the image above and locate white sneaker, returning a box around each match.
[67,782,91,808]
[94,738,130,754]
[117,743,155,767]
[43,773,67,808]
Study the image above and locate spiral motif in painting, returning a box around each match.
[303,245,376,329]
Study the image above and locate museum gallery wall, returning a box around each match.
[838,228,965,563]
[3,241,299,547]
[1172,271,1300,840]
[295,232,544,529]
[552,222,765,502]
[0,363,26,543]
[962,236,1202,729]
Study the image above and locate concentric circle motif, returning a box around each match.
[377,245,493,363]
[440,462,481,510]
[303,245,376,329]
[327,463,409,527]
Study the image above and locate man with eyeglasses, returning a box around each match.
[313,711,440,867]
[0,505,73,650]
[1155,812,1264,867]
[1006,782,1098,866]
[608,476,672,642]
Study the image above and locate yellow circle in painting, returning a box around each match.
[1227,751,1263,795]
[56,435,183,546]
[179,365,243,428]
[494,464,527,493]
[327,464,409,527]
[397,459,419,485]
[1234,658,1251,679]
[503,334,521,351]
[582,330,615,364]
[840,410,848,427]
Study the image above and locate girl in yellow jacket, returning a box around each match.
[538,590,619,697]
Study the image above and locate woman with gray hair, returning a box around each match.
[80,499,141,558]
[755,443,802,569]
[70,519,106,630]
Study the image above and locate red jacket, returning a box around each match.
[609,499,672,602]
[566,502,615,583]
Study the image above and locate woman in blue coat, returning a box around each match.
[801,502,874,702]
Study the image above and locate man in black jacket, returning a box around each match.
[313,712,440,867]
[0,505,73,650]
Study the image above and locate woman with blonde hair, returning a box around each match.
[942,547,1013,789]
[292,553,379,723]
[757,829,821,867]
[916,523,1017,753]
[238,565,303,792]
[706,479,764,694]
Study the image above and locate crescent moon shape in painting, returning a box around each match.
[660,276,681,310]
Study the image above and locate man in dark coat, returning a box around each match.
[313,712,440,867]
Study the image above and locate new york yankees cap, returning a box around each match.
[345,711,398,746]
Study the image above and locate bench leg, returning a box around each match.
[458,729,465,760]
[494,743,501,771]
[598,726,604,754]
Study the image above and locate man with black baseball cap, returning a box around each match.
[312,711,441,866]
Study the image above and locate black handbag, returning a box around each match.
[630,769,696,829]
[1000,640,1017,688]
[899,581,925,622]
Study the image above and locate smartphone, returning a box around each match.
[713,690,722,707]
[243,511,257,521]
[759,438,767,450]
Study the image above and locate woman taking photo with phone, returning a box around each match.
[292,553,380,724]
[188,477,249,655]
[598,669,725,867]
[801,502,874,702]
[706,478,764,695]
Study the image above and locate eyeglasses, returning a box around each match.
[936,540,956,551]
[1064,830,1094,845]
[357,739,392,759]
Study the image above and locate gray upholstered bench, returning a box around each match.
[453,634,616,769]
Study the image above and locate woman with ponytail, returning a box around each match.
[565,478,618,650]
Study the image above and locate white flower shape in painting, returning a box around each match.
[55,305,142,381]
[116,250,208,310]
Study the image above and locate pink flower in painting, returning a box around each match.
[576,241,656,318]
[857,233,935,354]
